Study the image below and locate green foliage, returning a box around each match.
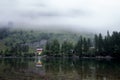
[74,36,83,56]
[61,41,73,56]
[44,36,92,57]
[2,27,120,58]
[44,41,51,56]
[50,39,60,55]
[44,39,60,56]
[94,31,120,57]
[74,36,92,56]
[0,27,93,57]
[44,31,120,58]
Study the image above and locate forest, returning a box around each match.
[44,31,120,58]
[0,27,120,58]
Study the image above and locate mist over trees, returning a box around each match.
[0,27,83,57]
[44,31,120,58]
[0,27,120,58]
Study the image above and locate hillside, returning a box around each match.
[0,27,94,56]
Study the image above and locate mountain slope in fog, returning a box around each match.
[0,27,94,52]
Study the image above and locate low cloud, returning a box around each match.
[0,0,120,33]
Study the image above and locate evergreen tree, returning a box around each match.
[50,39,60,55]
[83,38,88,55]
[94,34,98,53]
[74,36,83,56]
[103,31,112,56]
[111,31,120,57]
[44,41,51,56]
[61,41,73,56]
[98,33,103,53]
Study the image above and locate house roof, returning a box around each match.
[36,48,43,51]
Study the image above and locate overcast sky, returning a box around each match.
[0,0,120,33]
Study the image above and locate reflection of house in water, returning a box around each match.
[36,59,42,67]
[30,58,46,77]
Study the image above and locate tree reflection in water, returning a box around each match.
[0,58,120,80]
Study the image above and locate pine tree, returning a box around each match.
[94,34,98,53]
[74,36,83,56]
[61,41,73,56]
[44,41,51,56]
[50,39,60,56]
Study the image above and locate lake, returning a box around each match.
[0,58,120,80]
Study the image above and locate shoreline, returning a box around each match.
[0,55,113,59]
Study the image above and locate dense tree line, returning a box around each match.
[94,31,120,58]
[44,37,92,57]
[44,31,120,58]
[0,43,32,57]
[1,27,120,58]
[0,27,82,57]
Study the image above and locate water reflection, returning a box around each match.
[35,57,43,67]
[0,58,120,80]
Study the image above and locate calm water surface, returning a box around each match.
[0,58,120,80]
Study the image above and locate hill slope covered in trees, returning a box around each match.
[0,27,94,57]
[1,27,120,58]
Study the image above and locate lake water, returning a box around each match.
[0,58,120,80]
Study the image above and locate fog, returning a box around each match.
[0,0,120,33]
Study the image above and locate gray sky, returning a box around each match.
[0,0,120,33]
